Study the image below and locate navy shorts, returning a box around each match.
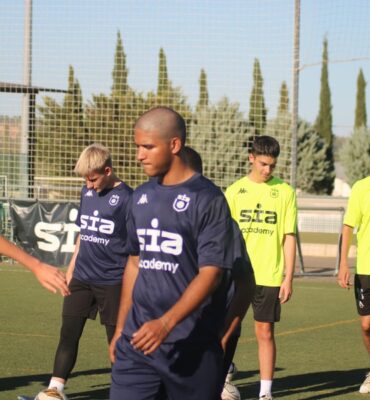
[110,335,224,400]
[354,274,370,316]
[252,285,281,323]
[63,278,121,325]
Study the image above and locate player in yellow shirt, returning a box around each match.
[338,175,370,394]
[225,136,297,400]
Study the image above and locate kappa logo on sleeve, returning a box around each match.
[85,190,93,197]
[173,194,190,212]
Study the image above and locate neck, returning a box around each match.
[160,159,196,186]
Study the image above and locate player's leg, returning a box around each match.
[252,285,281,400]
[160,341,224,400]
[110,335,164,400]
[220,330,241,400]
[36,278,96,398]
[354,274,370,393]
[93,282,121,344]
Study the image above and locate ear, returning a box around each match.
[248,153,255,164]
[170,137,182,155]
[104,166,113,176]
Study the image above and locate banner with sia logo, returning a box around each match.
[10,200,79,267]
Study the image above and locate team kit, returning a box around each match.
[19,108,369,400]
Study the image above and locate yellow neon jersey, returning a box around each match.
[225,176,297,286]
[344,176,370,275]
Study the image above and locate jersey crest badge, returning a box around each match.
[270,188,279,198]
[137,194,148,205]
[173,194,190,212]
[109,194,120,206]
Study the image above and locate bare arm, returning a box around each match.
[221,271,255,351]
[338,224,354,289]
[109,255,139,363]
[66,234,80,285]
[279,233,296,304]
[0,235,69,296]
[130,266,223,355]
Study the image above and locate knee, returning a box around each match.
[256,324,274,342]
[361,320,370,336]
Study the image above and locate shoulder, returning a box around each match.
[225,176,248,197]
[352,176,370,193]
[269,177,295,196]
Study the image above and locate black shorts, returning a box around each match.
[62,278,122,325]
[354,274,370,316]
[252,285,281,323]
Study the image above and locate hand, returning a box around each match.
[338,264,351,289]
[279,279,293,304]
[109,331,122,363]
[34,263,70,296]
[130,318,170,355]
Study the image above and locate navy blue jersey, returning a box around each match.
[73,182,132,285]
[124,173,234,343]
[225,220,254,308]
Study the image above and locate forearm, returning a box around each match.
[161,266,223,332]
[115,255,139,335]
[283,233,296,281]
[0,236,42,271]
[340,225,353,268]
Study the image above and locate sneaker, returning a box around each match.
[221,381,241,400]
[226,362,238,382]
[359,372,370,394]
[34,388,68,400]
[259,395,273,400]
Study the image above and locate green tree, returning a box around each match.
[249,58,267,135]
[296,120,335,194]
[278,81,289,115]
[314,38,335,194]
[37,65,88,179]
[264,82,292,181]
[196,68,209,111]
[148,47,192,124]
[189,97,250,190]
[315,38,333,146]
[341,126,370,186]
[157,48,170,98]
[355,68,367,129]
[112,31,129,97]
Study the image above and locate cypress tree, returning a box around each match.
[315,38,333,146]
[249,58,267,135]
[111,31,128,97]
[157,48,170,97]
[355,68,367,129]
[196,68,209,111]
[278,81,289,115]
[314,38,335,194]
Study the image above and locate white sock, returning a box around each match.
[48,379,65,392]
[259,379,272,397]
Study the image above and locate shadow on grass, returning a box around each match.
[238,368,369,399]
[0,368,111,399]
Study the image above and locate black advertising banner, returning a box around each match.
[10,200,80,267]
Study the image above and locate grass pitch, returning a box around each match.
[0,264,367,400]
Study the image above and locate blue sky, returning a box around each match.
[1,0,370,136]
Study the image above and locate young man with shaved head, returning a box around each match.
[109,107,235,400]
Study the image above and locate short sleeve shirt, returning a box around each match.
[74,182,132,285]
[344,176,370,275]
[225,176,297,286]
[124,173,234,343]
